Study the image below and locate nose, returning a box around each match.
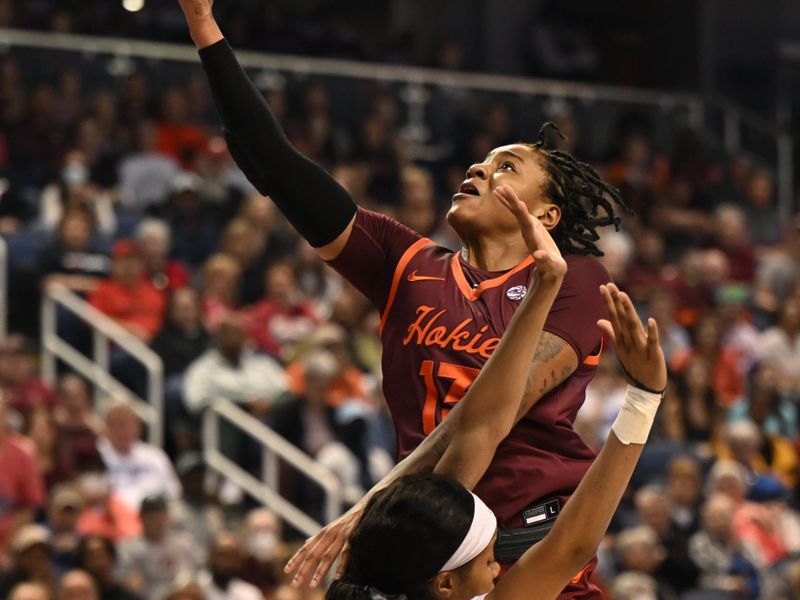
[467,163,488,180]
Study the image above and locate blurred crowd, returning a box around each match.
[0,33,794,600]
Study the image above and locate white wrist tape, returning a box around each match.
[611,385,662,445]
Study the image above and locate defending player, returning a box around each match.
[177,2,633,596]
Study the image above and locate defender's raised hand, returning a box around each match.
[597,283,667,394]
[494,185,567,284]
[177,0,214,20]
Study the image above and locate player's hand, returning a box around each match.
[597,283,667,393]
[177,0,214,20]
[284,504,364,588]
[494,185,567,284]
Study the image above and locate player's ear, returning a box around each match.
[534,202,561,230]
[431,571,456,599]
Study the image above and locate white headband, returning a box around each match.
[439,492,497,572]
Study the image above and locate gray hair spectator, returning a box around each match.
[688,494,761,597]
[97,402,181,511]
[135,218,190,293]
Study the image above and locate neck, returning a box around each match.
[460,233,531,272]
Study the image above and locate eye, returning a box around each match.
[499,161,516,171]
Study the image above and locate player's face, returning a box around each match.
[452,533,500,599]
[447,144,558,240]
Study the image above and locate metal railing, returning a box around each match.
[41,284,163,446]
[0,236,6,343]
[202,399,343,537]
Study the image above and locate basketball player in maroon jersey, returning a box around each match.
[178,3,632,597]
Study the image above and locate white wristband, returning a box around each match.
[611,385,662,445]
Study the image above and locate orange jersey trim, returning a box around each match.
[379,238,433,334]
[583,338,603,366]
[450,254,535,301]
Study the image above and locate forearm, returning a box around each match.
[548,433,642,566]
[435,275,562,486]
[351,416,456,510]
[196,36,356,247]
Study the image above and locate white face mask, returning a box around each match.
[245,531,278,562]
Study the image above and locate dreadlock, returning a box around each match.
[526,122,633,256]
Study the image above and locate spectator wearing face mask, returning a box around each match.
[39,150,116,238]
[239,508,281,597]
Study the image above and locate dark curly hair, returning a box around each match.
[526,122,633,256]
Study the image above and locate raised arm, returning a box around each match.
[177,0,355,259]
[490,283,667,600]
[432,186,566,484]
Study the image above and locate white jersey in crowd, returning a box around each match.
[97,437,182,510]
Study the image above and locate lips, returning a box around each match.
[458,181,480,196]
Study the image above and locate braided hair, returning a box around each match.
[526,122,633,256]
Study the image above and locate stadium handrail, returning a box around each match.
[41,284,164,446]
[0,27,791,216]
[0,236,6,343]
[202,399,343,537]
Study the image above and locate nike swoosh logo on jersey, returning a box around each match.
[407,270,446,282]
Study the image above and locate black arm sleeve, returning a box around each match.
[198,39,357,247]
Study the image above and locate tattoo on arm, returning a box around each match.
[533,331,566,363]
[519,332,577,416]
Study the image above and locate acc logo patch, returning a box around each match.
[506,285,527,301]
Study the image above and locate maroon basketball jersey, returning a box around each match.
[330,208,611,530]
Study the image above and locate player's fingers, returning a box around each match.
[647,317,661,352]
[285,544,309,575]
[600,285,625,346]
[335,541,352,580]
[291,534,332,587]
[596,319,616,343]
[309,537,345,588]
[618,291,647,347]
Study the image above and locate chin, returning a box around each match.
[446,202,478,239]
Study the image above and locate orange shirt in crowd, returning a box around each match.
[671,347,745,407]
[286,361,369,408]
[157,123,208,168]
[88,278,166,342]
[76,495,142,542]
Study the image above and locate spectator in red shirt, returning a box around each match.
[88,240,167,343]
[0,394,45,553]
[134,219,190,294]
[246,261,317,360]
[711,205,756,283]
[0,335,58,420]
